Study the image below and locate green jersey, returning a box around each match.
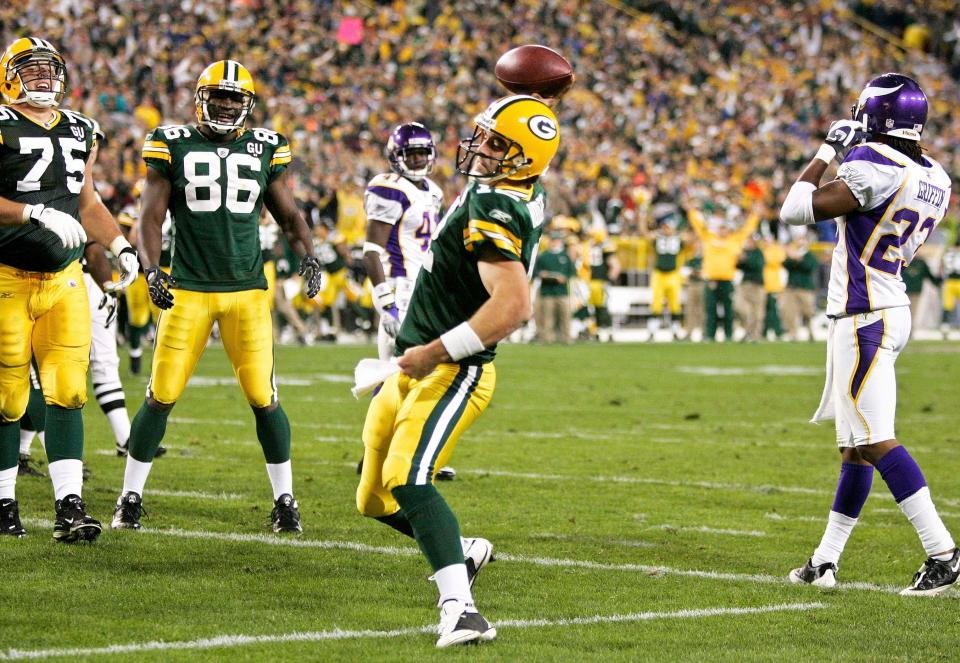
[784,251,818,290]
[654,233,682,272]
[0,105,99,272]
[142,124,292,292]
[396,180,546,364]
[535,246,575,297]
[314,231,347,273]
[590,241,616,282]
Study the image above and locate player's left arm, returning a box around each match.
[397,245,531,379]
[264,170,321,297]
[78,145,138,289]
[606,250,621,282]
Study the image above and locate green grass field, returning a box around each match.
[3,340,959,661]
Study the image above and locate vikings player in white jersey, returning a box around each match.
[362,123,443,361]
[780,73,958,596]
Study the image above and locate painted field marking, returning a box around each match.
[655,524,766,537]
[0,602,825,660]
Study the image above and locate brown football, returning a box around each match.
[495,44,574,99]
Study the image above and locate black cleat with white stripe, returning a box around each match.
[53,494,101,543]
[900,548,960,596]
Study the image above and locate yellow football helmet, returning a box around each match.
[0,37,67,108]
[195,60,256,134]
[456,95,560,183]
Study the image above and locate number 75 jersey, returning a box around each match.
[142,124,292,292]
[829,141,952,316]
[0,104,99,272]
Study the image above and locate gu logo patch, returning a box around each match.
[247,142,263,156]
[71,126,85,140]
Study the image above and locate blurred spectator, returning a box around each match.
[902,255,940,336]
[760,235,786,340]
[781,237,818,341]
[735,234,765,342]
[534,232,577,344]
[681,235,705,341]
[942,235,960,333]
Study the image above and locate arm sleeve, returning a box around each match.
[141,129,172,179]
[267,134,292,182]
[364,180,410,225]
[463,192,525,261]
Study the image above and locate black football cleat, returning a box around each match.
[271,494,302,533]
[53,494,101,543]
[17,453,45,477]
[111,491,144,530]
[0,498,25,537]
[789,558,838,588]
[436,600,496,648]
[901,548,960,596]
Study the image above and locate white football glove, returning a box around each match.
[372,281,402,338]
[103,237,139,292]
[24,204,87,250]
[823,119,866,163]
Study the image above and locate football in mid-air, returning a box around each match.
[495,45,574,99]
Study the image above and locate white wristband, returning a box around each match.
[363,241,386,256]
[109,235,133,256]
[439,322,485,362]
[22,203,42,223]
[814,143,837,165]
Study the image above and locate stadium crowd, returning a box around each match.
[3,0,959,342]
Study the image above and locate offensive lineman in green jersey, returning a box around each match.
[111,60,322,533]
[0,37,139,541]
[356,96,559,647]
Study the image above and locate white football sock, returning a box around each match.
[106,408,131,447]
[266,461,293,500]
[37,431,45,452]
[811,511,858,566]
[434,563,474,607]
[897,487,956,558]
[48,459,83,500]
[122,456,153,496]
[19,429,35,456]
[0,466,17,500]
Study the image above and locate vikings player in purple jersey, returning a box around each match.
[780,74,957,595]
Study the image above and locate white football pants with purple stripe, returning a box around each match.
[813,306,911,447]
[84,272,129,445]
[377,277,416,362]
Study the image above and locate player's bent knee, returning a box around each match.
[356,482,392,518]
[146,396,176,413]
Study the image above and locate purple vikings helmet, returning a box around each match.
[851,73,927,142]
[386,122,436,181]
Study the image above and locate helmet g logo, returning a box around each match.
[528,115,558,140]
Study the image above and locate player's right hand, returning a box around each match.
[382,305,401,338]
[824,119,866,162]
[25,204,87,250]
[145,266,177,309]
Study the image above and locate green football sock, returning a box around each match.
[392,484,464,571]
[20,384,46,433]
[254,404,291,464]
[129,323,148,350]
[0,421,18,471]
[376,511,415,539]
[128,402,170,462]
[44,406,84,462]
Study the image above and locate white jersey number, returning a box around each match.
[183,152,261,214]
[17,136,86,194]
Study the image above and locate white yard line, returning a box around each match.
[655,524,766,537]
[0,602,824,660]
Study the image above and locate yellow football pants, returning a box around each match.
[943,278,960,312]
[316,268,360,310]
[126,268,170,326]
[650,269,682,315]
[0,262,90,421]
[588,279,608,307]
[264,260,276,311]
[148,288,276,407]
[357,363,495,518]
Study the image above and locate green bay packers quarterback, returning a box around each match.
[0,37,139,542]
[356,95,558,647]
[111,60,322,533]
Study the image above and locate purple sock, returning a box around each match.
[875,446,927,503]
[831,463,874,518]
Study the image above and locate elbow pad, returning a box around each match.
[780,182,817,226]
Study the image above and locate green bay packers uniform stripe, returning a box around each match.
[409,365,482,484]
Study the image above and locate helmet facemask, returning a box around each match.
[7,49,66,108]
[456,125,531,183]
[196,87,255,134]
[390,145,436,181]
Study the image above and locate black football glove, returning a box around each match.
[824,119,866,163]
[98,291,118,327]
[298,255,323,299]
[145,266,177,309]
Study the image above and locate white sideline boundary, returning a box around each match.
[0,602,825,660]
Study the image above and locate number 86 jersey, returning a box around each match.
[142,124,292,292]
[0,104,99,272]
[828,141,952,316]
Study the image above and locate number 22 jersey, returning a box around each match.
[142,124,291,292]
[829,141,951,316]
